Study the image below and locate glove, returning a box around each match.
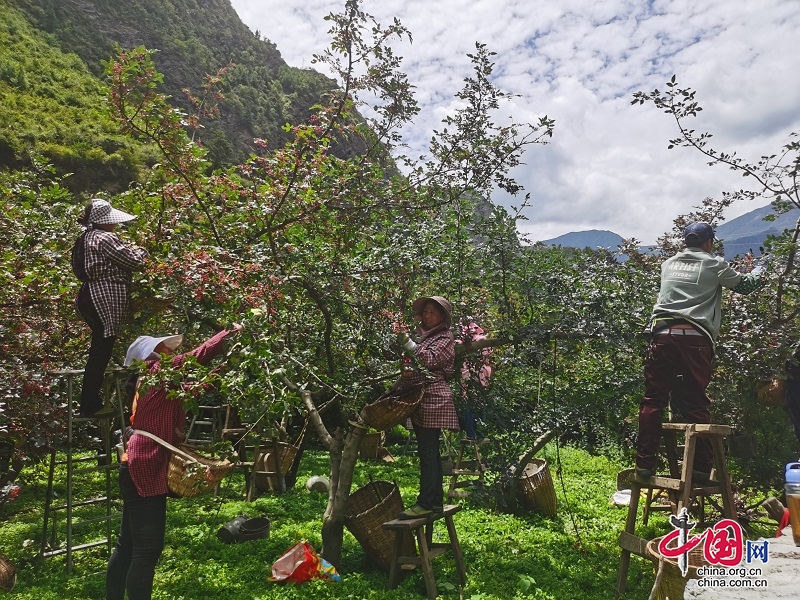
[396,332,417,353]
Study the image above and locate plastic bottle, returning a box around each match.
[785,462,800,546]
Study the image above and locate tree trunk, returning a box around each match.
[320,424,366,569]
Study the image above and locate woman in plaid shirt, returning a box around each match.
[397,296,459,519]
[74,199,148,417]
[106,325,241,600]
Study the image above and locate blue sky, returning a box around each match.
[229,0,800,244]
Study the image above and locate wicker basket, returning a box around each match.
[254,442,298,492]
[167,445,234,498]
[518,459,558,517]
[646,536,710,600]
[756,378,785,407]
[344,480,415,571]
[0,554,16,592]
[360,432,386,459]
[361,386,424,431]
[617,468,636,491]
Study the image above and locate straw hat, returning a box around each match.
[411,295,452,327]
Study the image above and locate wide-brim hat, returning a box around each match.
[411,295,452,327]
[124,334,184,366]
[89,199,136,225]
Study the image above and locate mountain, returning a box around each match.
[2,0,345,192]
[541,205,800,258]
[541,229,623,250]
[715,204,800,257]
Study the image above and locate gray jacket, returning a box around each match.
[649,246,762,346]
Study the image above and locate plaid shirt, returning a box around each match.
[127,330,232,497]
[403,325,459,430]
[79,227,148,337]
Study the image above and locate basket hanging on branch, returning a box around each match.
[756,378,785,407]
[360,385,424,431]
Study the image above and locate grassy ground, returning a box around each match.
[0,440,777,599]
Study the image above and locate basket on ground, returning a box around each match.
[167,445,233,498]
[0,554,16,592]
[518,458,558,517]
[646,535,710,600]
[344,480,415,571]
[254,441,298,492]
[360,431,386,459]
[360,386,424,431]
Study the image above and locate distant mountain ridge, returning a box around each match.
[542,204,800,259]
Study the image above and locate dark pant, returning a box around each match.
[106,464,167,600]
[413,425,443,510]
[77,285,116,414]
[462,409,483,439]
[637,331,714,473]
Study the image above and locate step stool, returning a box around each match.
[185,404,225,446]
[447,437,490,500]
[382,504,467,599]
[616,422,736,597]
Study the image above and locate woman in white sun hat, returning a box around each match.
[72,198,149,417]
[107,325,242,600]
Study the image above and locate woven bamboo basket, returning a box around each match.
[756,378,785,407]
[167,445,233,498]
[344,480,415,571]
[616,468,636,491]
[361,386,424,431]
[646,536,710,600]
[518,459,558,517]
[360,432,386,459]
[254,442,298,492]
[0,554,16,592]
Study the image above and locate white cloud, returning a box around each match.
[229,0,800,244]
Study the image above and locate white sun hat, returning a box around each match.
[88,199,137,225]
[124,334,184,366]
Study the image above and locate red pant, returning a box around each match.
[636,330,714,472]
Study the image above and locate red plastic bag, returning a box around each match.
[270,541,320,583]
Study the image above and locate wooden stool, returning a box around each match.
[616,423,736,597]
[382,504,467,599]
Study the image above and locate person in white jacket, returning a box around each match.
[635,222,765,481]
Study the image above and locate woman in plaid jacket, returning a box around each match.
[397,295,459,519]
[107,325,240,600]
[74,199,148,417]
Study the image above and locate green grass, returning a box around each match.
[0,443,777,599]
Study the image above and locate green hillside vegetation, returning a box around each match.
[0,3,147,191]
[9,0,340,175]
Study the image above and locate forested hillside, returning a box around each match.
[2,0,339,192]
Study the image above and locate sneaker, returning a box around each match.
[634,467,656,479]
[398,504,433,520]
